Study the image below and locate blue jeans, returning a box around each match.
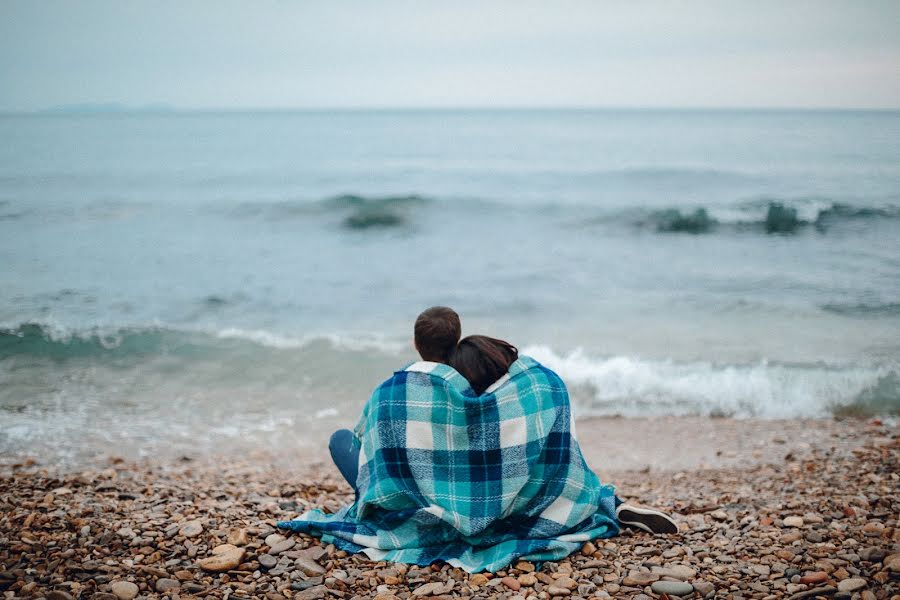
[329,429,360,493]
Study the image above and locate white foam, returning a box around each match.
[522,345,888,418]
[214,327,405,353]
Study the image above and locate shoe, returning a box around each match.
[616,503,679,534]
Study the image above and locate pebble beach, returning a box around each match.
[1,417,897,600]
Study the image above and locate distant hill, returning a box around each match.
[38,102,176,114]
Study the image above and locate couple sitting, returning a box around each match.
[278,307,676,573]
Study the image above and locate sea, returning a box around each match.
[1,109,899,464]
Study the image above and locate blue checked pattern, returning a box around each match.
[277,356,619,573]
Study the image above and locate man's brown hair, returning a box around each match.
[414,306,461,363]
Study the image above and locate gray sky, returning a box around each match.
[1,0,899,111]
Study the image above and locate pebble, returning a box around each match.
[294,584,327,600]
[227,527,249,546]
[110,581,139,600]
[178,520,203,537]
[258,554,278,569]
[799,571,829,585]
[783,516,805,528]
[693,581,715,597]
[501,576,521,591]
[651,580,695,596]
[622,571,659,586]
[197,543,245,572]
[0,421,895,600]
[885,552,900,571]
[296,556,326,576]
[155,577,181,592]
[267,537,296,555]
[654,564,696,580]
[837,577,867,592]
[46,592,74,600]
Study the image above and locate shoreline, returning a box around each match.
[1,417,897,599]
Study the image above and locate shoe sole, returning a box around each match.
[616,506,679,534]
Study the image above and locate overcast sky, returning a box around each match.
[1,0,899,111]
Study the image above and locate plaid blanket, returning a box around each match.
[277,356,619,572]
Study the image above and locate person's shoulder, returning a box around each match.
[405,360,472,388]
[514,355,565,385]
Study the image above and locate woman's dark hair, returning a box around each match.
[414,306,461,363]
[449,335,518,395]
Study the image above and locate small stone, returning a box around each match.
[197,543,245,572]
[412,582,444,596]
[788,586,837,600]
[294,585,327,600]
[468,574,488,587]
[884,553,900,571]
[710,510,728,521]
[155,578,180,593]
[292,580,322,591]
[861,591,876,600]
[837,578,866,593]
[258,554,277,569]
[265,533,286,547]
[783,516,804,528]
[693,581,715,597]
[268,538,295,555]
[502,577,521,591]
[806,530,825,543]
[110,581,139,600]
[375,595,400,600]
[182,582,205,594]
[581,541,597,556]
[858,547,887,562]
[782,530,803,543]
[174,570,193,581]
[654,565,696,581]
[179,520,203,538]
[862,522,884,535]
[93,594,119,600]
[46,592,74,600]
[295,556,326,576]
[623,572,659,586]
[554,576,577,590]
[799,572,828,585]
[546,584,572,596]
[227,528,249,546]
[518,573,537,586]
[515,561,535,572]
[651,581,695,596]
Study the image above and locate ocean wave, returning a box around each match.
[821,302,900,317]
[3,321,897,418]
[227,193,430,230]
[641,198,900,234]
[523,345,899,418]
[0,321,407,359]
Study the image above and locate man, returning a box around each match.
[279,307,676,572]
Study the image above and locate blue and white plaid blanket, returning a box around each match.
[277,356,619,572]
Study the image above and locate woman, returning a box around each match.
[450,334,679,536]
[279,332,676,572]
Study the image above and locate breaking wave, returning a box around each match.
[2,322,897,418]
[642,198,900,234]
[523,345,899,418]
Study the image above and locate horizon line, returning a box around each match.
[3,104,900,116]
